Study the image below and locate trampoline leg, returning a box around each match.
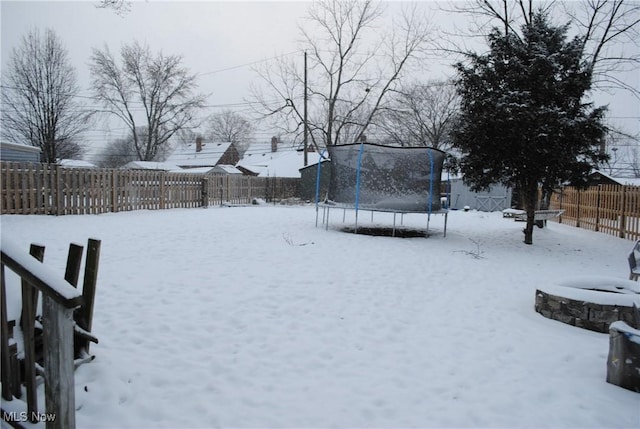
[343,209,346,223]
[315,206,319,227]
[355,210,359,234]
[426,213,431,236]
[393,213,397,237]
[326,207,330,231]
[444,211,448,237]
[371,211,374,222]
[401,213,404,225]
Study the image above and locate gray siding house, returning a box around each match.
[1,142,41,163]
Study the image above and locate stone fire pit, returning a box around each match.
[535,276,640,333]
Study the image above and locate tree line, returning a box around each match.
[2,0,638,244]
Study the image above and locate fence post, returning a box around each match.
[576,189,581,228]
[160,172,166,210]
[43,295,76,429]
[55,165,63,216]
[620,185,627,239]
[201,177,209,208]
[595,184,601,232]
[558,187,564,224]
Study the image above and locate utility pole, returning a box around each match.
[303,50,308,166]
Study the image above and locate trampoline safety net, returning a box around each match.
[326,143,446,212]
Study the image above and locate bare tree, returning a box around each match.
[1,28,91,163]
[205,110,253,156]
[446,0,640,97]
[90,41,206,161]
[251,0,434,149]
[97,136,138,168]
[377,80,459,150]
[96,0,130,15]
[97,126,177,168]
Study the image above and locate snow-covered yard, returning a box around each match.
[1,205,639,428]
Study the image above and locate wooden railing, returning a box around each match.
[1,162,300,215]
[549,184,640,241]
[1,237,101,429]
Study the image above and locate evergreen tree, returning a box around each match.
[453,12,607,244]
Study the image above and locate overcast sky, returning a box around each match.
[1,0,638,161]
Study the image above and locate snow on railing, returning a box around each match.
[1,235,84,429]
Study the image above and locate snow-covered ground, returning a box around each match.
[1,205,639,428]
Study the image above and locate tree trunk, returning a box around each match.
[523,182,537,245]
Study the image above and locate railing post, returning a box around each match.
[43,296,76,429]
[21,244,46,422]
[1,264,13,401]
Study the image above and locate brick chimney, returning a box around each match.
[271,136,278,152]
[196,136,203,153]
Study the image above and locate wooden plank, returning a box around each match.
[64,243,84,287]
[43,295,76,429]
[77,239,101,355]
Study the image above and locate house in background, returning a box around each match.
[1,142,41,163]
[121,161,181,171]
[166,137,240,169]
[58,159,97,168]
[237,136,321,178]
[587,170,640,186]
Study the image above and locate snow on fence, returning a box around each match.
[549,184,640,241]
[0,162,299,215]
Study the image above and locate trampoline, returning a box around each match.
[315,143,448,237]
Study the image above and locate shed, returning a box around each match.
[445,177,512,211]
[0,142,41,163]
[299,159,331,201]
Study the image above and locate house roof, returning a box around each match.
[590,170,640,186]
[1,141,42,153]
[121,161,180,171]
[166,141,233,167]
[214,164,243,174]
[59,159,97,168]
[238,146,322,178]
[176,165,243,175]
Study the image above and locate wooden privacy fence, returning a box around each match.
[1,162,300,215]
[549,184,640,241]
